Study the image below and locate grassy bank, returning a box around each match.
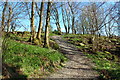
[2,38,67,78]
[63,34,120,79]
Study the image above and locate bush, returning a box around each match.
[33,38,43,46]
[23,31,30,34]
[49,40,59,50]
[53,30,61,35]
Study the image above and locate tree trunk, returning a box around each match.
[118,2,120,37]
[55,7,62,34]
[1,2,8,31]
[72,16,75,34]
[30,1,36,42]
[68,2,75,34]
[7,6,12,33]
[36,2,44,42]
[44,2,51,48]
[62,8,68,34]
[56,22,62,34]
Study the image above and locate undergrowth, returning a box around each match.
[63,34,120,79]
[85,52,120,79]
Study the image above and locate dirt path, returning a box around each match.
[47,36,99,79]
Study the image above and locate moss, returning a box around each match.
[49,40,59,50]
[33,39,39,45]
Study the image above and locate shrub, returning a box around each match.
[52,30,61,35]
[33,38,43,46]
[49,40,59,50]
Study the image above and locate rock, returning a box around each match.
[79,43,85,46]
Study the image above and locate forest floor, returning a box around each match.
[47,36,99,79]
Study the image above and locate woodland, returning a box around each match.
[0,1,120,79]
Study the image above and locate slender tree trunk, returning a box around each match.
[55,8,62,34]
[68,2,75,34]
[7,6,12,33]
[44,2,51,48]
[30,1,36,42]
[67,12,70,34]
[81,24,85,34]
[68,27,70,34]
[56,22,62,34]
[72,16,75,34]
[62,8,68,34]
[118,2,120,37]
[1,2,8,31]
[37,2,44,42]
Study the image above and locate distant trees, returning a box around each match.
[75,2,118,37]
[61,3,71,34]
[77,3,104,35]
[101,3,118,37]
[61,2,80,34]
[51,3,62,34]
[68,2,77,34]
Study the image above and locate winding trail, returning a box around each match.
[46,36,99,79]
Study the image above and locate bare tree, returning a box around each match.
[1,2,29,33]
[77,3,109,35]
[51,3,62,34]
[61,3,71,34]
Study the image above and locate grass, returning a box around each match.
[49,32,58,36]
[8,33,30,42]
[63,34,120,79]
[2,38,67,78]
[85,51,120,79]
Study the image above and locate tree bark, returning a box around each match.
[68,2,75,34]
[36,2,44,42]
[54,7,62,34]
[7,6,12,33]
[1,2,8,31]
[72,16,75,34]
[44,2,51,48]
[62,8,68,34]
[30,0,36,42]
